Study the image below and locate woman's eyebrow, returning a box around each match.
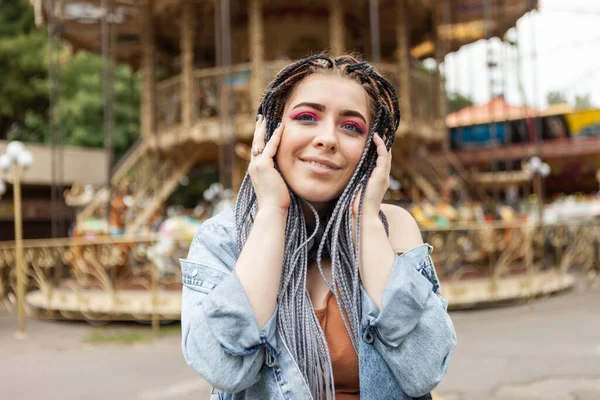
[291,102,326,112]
[339,110,366,124]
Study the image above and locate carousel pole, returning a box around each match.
[483,0,500,217]
[243,0,265,194]
[181,0,196,133]
[434,0,449,145]
[329,0,344,56]
[102,0,115,222]
[249,0,264,109]
[216,0,234,195]
[395,0,414,200]
[141,2,156,142]
[369,0,381,66]
[530,6,545,210]
[395,0,412,128]
[47,0,59,239]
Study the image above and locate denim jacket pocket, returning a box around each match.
[180,258,227,295]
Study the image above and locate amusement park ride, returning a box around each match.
[1,0,597,332]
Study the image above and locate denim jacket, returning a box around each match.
[180,208,456,399]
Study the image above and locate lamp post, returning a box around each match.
[0,141,34,338]
[525,156,551,224]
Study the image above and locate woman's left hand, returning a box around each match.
[351,133,396,303]
[352,133,391,220]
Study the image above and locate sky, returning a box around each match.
[442,0,600,110]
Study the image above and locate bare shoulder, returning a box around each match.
[380,203,424,251]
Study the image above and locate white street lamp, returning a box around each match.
[527,156,541,172]
[0,154,11,172]
[17,150,34,170]
[539,162,551,178]
[0,141,35,338]
[526,157,551,224]
[5,141,25,161]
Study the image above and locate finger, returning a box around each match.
[370,135,392,190]
[252,114,266,151]
[372,134,389,171]
[372,133,388,158]
[385,144,392,167]
[351,184,363,216]
[262,123,284,158]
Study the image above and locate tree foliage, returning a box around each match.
[56,52,140,159]
[546,91,567,105]
[574,94,594,111]
[0,0,140,161]
[0,0,48,140]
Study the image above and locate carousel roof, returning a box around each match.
[31,0,537,69]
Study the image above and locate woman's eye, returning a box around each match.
[341,122,364,134]
[292,113,317,122]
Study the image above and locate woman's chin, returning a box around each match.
[293,188,341,208]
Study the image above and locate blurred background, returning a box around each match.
[0,1,599,399]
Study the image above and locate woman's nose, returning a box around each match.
[313,126,338,152]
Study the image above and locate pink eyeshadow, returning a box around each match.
[342,120,366,132]
[289,110,320,120]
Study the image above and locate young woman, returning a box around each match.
[180,55,456,400]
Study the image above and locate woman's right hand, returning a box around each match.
[248,115,290,215]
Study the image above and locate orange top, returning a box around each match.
[314,291,360,399]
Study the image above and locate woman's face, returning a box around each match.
[275,74,371,208]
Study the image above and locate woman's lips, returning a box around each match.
[299,158,340,175]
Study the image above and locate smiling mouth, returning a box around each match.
[303,160,336,170]
[299,157,341,171]
[299,159,343,173]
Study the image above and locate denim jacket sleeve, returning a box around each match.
[361,244,457,398]
[180,208,278,393]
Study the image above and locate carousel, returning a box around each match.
[1,0,596,332]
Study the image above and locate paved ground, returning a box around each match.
[437,277,600,400]
[0,317,211,400]
[1,277,599,400]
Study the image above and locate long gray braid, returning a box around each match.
[234,54,400,400]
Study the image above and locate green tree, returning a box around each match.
[574,94,594,111]
[446,91,474,113]
[0,0,49,140]
[546,91,567,105]
[0,0,140,162]
[57,52,140,160]
[0,0,37,36]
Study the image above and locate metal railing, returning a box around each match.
[1,220,598,333]
[422,221,599,295]
[0,234,191,332]
[193,63,253,120]
[155,61,441,136]
[156,75,183,131]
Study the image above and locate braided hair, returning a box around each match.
[234,54,400,399]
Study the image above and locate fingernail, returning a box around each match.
[276,122,281,128]
[256,114,261,121]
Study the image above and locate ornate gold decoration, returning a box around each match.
[0,235,191,333]
[1,221,598,331]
